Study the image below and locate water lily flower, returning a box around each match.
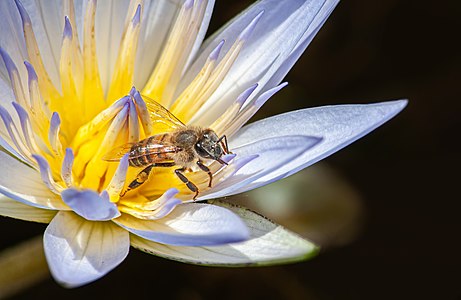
[0,0,406,288]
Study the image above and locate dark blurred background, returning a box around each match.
[2,1,460,299]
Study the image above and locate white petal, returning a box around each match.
[94,0,131,94]
[0,151,68,210]
[44,211,130,288]
[200,135,321,199]
[0,194,56,223]
[0,1,28,84]
[0,78,23,160]
[180,0,339,126]
[115,203,249,246]
[134,0,215,88]
[229,100,408,194]
[182,0,215,74]
[131,200,318,266]
[20,0,63,86]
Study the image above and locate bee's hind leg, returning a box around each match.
[121,162,177,196]
[175,168,199,200]
[196,160,213,187]
[121,165,155,196]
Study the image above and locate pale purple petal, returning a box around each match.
[131,200,318,266]
[201,135,321,199]
[115,203,249,246]
[229,100,408,194]
[44,211,130,288]
[61,188,120,221]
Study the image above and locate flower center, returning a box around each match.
[0,0,265,219]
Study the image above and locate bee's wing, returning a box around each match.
[145,100,185,134]
[102,143,135,162]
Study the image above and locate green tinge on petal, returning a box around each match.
[130,200,319,266]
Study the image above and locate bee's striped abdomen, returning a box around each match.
[128,134,178,167]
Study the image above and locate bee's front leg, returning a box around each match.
[175,168,199,200]
[196,160,213,187]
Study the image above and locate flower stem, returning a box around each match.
[0,236,49,298]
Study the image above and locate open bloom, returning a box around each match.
[0,0,405,288]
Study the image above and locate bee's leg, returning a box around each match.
[174,168,199,200]
[196,160,213,187]
[121,165,155,196]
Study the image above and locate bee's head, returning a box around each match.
[195,129,227,164]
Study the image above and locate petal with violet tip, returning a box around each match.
[0,0,28,81]
[0,195,56,223]
[44,211,130,288]
[180,0,339,124]
[0,151,68,210]
[61,189,120,221]
[115,203,249,246]
[131,200,318,266]
[199,135,322,200]
[226,100,408,195]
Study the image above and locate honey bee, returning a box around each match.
[103,100,230,199]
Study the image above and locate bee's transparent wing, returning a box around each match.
[145,100,185,134]
[102,143,135,162]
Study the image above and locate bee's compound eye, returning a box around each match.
[195,142,211,158]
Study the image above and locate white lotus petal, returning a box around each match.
[94,0,130,94]
[200,135,322,199]
[183,0,215,73]
[131,200,318,266]
[44,211,130,288]
[134,0,215,88]
[0,194,56,223]
[0,151,68,210]
[0,77,24,161]
[180,0,339,126]
[115,202,249,246]
[0,0,28,85]
[228,100,408,194]
[20,0,63,86]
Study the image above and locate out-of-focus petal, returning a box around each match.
[44,211,130,288]
[131,200,318,266]
[0,195,56,223]
[61,189,120,221]
[200,135,322,199]
[115,203,249,246]
[228,100,408,194]
[0,151,68,210]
